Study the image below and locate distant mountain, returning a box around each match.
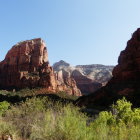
[53,60,70,71]
[53,60,114,95]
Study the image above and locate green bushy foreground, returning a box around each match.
[0,96,140,140]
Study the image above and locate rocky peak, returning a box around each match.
[0,38,54,89]
[3,38,48,67]
[0,38,81,96]
[53,60,70,71]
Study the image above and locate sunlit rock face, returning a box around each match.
[0,38,56,90]
[76,28,140,107]
[0,38,81,96]
[55,69,81,96]
[53,61,113,95]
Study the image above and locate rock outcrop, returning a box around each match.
[0,38,81,96]
[76,64,113,86]
[76,28,140,107]
[71,70,102,94]
[55,70,81,95]
[53,61,113,95]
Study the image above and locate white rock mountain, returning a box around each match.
[53,60,114,95]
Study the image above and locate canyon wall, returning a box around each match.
[0,38,81,96]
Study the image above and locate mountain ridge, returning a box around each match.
[53,60,114,94]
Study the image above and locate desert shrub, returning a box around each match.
[0,101,10,116]
[1,95,140,140]
[16,88,38,97]
[0,117,18,139]
[30,104,92,140]
[57,91,79,101]
[4,97,47,139]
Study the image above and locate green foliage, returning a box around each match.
[31,104,89,140]
[0,101,10,116]
[94,97,140,125]
[16,88,38,96]
[115,98,140,124]
[0,93,140,140]
[91,97,140,140]
[5,97,47,139]
[56,91,79,101]
[0,117,18,139]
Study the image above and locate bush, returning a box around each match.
[30,104,91,140]
[90,97,140,140]
[0,101,10,116]
[5,97,47,139]
[1,95,140,140]
[0,117,18,139]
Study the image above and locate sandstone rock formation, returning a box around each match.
[53,60,113,95]
[71,70,102,94]
[76,64,113,86]
[55,70,81,95]
[0,38,81,96]
[76,28,140,107]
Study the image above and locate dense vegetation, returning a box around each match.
[0,89,140,140]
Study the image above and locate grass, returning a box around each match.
[0,89,140,139]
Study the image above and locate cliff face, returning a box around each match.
[71,69,102,94]
[53,61,113,95]
[0,38,81,96]
[0,38,55,89]
[55,70,81,96]
[76,65,113,86]
[76,28,140,106]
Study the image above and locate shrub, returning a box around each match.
[0,101,10,116]
[0,117,18,139]
[112,97,140,124]
[30,104,91,140]
[90,97,140,140]
[1,95,140,140]
[5,97,47,139]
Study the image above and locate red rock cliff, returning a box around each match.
[0,38,81,96]
[76,28,140,106]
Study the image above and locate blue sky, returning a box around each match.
[0,0,140,66]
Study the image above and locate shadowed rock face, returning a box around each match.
[76,28,140,107]
[71,70,102,94]
[53,61,113,95]
[0,38,81,96]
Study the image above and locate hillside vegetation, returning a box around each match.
[0,89,140,140]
